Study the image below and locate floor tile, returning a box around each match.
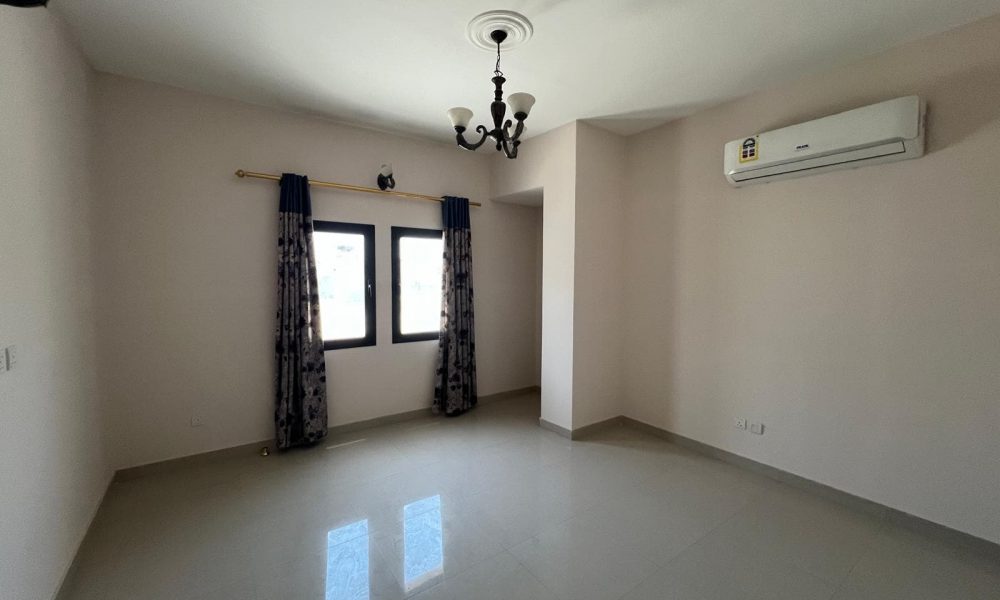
[831,524,1000,599]
[509,516,659,600]
[707,482,885,585]
[620,525,838,600]
[371,494,506,595]
[58,392,997,600]
[411,551,557,600]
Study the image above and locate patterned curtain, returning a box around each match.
[434,196,477,416]
[274,173,328,448]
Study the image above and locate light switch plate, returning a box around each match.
[750,422,764,435]
[5,346,16,370]
[0,348,7,374]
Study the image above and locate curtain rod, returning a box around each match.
[234,169,482,207]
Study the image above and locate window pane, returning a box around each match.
[315,231,367,341]
[399,236,443,334]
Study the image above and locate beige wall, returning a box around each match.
[573,123,627,428]
[533,208,543,386]
[491,123,578,429]
[0,8,111,600]
[623,15,1000,543]
[491,122,628,430]
[94,74,541,469]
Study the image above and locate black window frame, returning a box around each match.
[391,226,443,344]
[313,220,376,350]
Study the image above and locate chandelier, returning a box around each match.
[447,28,535,159]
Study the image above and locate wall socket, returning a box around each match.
[736,417,765,435]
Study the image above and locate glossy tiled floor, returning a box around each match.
[61,392,999,600]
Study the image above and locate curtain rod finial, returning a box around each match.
[235,169,246,178]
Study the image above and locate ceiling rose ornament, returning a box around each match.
[465,10,533,52]
[448,13,535,160]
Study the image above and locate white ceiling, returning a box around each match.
[52,0,1000,142]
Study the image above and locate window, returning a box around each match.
[391,227,444,343]
[313,221,375,350]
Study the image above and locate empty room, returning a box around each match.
[2,1,1000,599]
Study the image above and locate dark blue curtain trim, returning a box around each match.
[279,173,313,216]
[441,196,471,229]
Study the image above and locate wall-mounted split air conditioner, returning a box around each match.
[724,96,925,186]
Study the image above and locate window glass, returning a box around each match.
[313,221,375,349]
[315,231,367,341]
[398,236,444,335]
[392,227,443,343]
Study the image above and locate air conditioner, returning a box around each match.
[724,96,925,186]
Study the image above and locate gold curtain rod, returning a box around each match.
[234,169,482,207]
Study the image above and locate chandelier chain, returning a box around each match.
[494,40,503,78]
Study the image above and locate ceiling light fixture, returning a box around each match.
[447,12,535,159]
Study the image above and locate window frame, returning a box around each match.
[313,220,376,351]
[391,226,444,344]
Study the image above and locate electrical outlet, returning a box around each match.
[750,422,764,435]
[190,414,204,428]
[735,417,747,430]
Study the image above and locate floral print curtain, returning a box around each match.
[274,173,328,448]
[434,196,477,416]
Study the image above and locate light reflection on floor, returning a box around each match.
[326,519,370,600]
[325,495,443,599]
[403,495,444,591]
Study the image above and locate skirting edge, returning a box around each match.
[538,417,572,439]
[113,385,541,482]
[53,472,114,600]
[568,415,625,440]
[546,415,999,558]
[616,416,1000,561]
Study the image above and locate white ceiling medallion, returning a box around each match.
[466,10,534,52]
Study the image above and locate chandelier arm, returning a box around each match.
[501,119,515,143]
[456,125,491,151]
[507,119,525,142]
[501,137,519,159]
